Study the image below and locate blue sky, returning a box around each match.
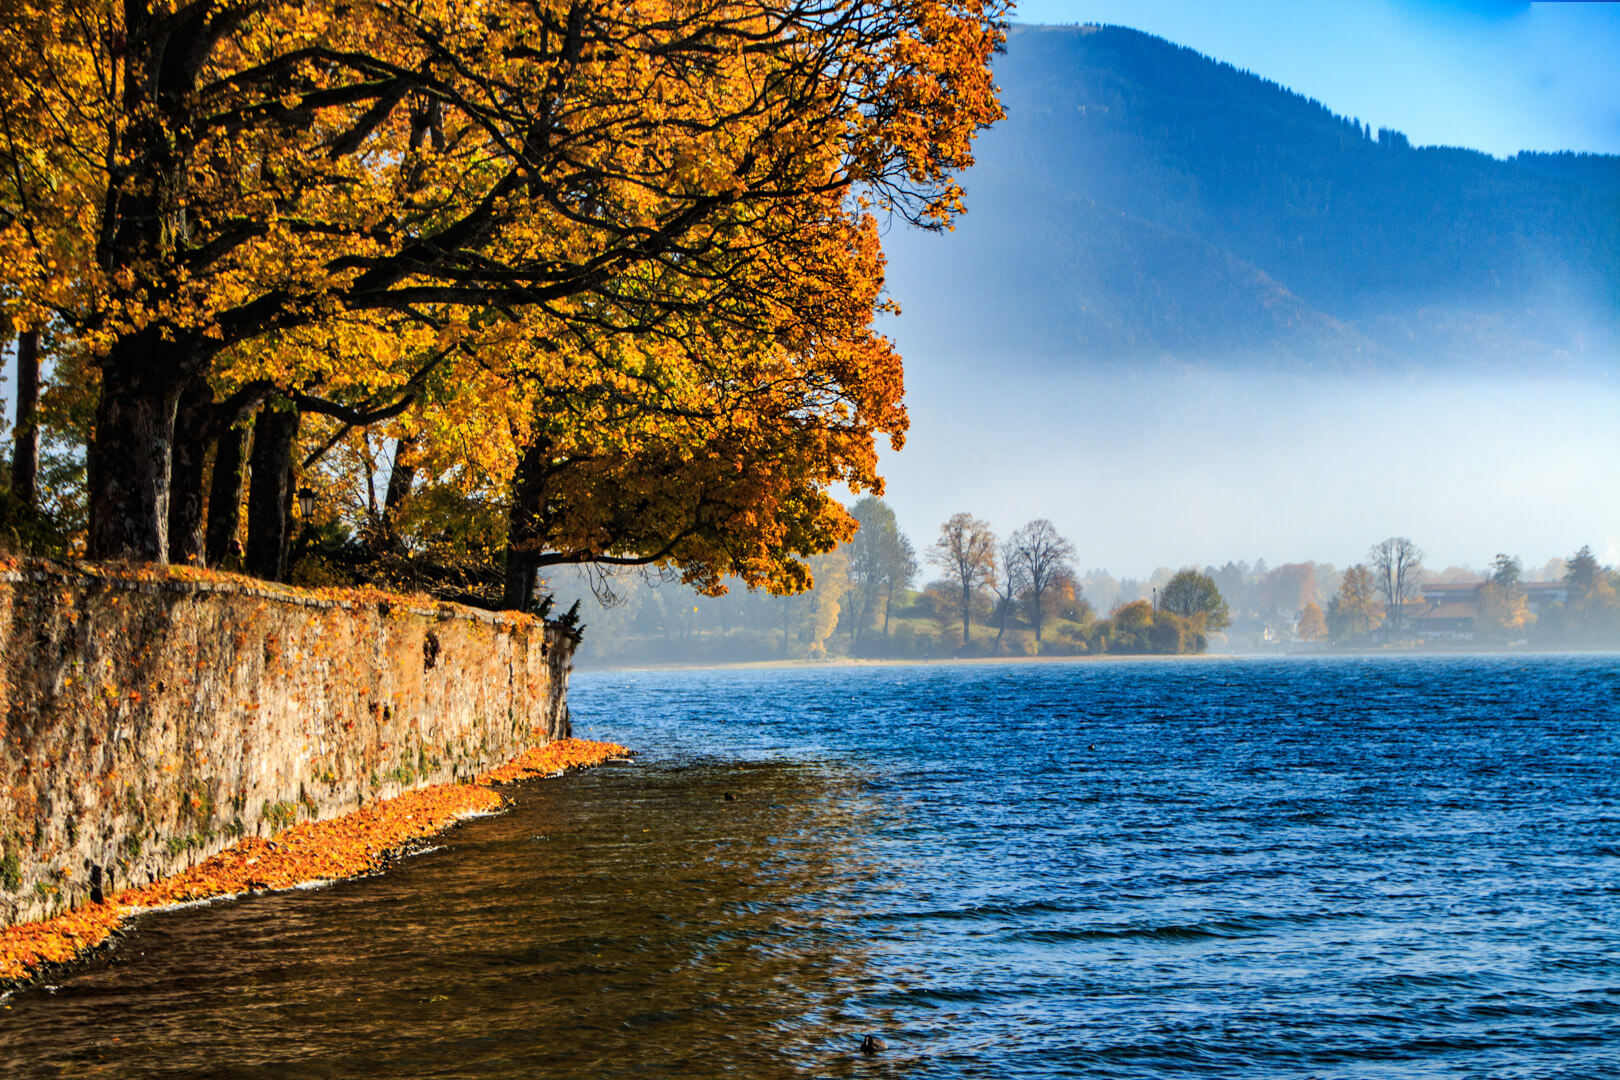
[1008,0,1620,157]
[868,1,1620,578]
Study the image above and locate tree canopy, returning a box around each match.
[0,0,1004,605]
[844,496,916,641]
[1159,568,1230,631]
[1007,518,1074,647]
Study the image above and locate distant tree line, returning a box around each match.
[921,512,1226,657]
[554,500,1234,665]
[547,513,1620,666]
[1319,541,1620,649]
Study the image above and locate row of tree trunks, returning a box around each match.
[46,338,295,581]
[8,332,349,589]
[13,330,534,601]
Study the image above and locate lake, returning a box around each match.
[3,656,1617,1078]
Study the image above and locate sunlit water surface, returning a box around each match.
[3,656,1618,1079]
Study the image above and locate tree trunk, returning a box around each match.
[501,441,548,610]
[205,420,248,568]
[380,435,417,551]
[12,331,39,508]
[167,378,214,564]
[244,406,299,581]
[960,582,971,648]
[86,343,185,563]
[502,550,537,612]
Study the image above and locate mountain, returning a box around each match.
[882,24,1620,372]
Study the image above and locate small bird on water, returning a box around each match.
[859,1035,887,1055]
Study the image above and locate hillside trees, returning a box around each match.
[780,548,850,656]
[1091,598,1202,654]
[1258,563,1317,613]
[0,0,1005,596]
[882,531,920,637]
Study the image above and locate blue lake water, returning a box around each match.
[3,655,1618,1078]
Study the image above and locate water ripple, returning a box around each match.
[2,655,1617,1080]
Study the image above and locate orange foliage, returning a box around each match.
[476,739,631,785]
[1,0,1005,572]
[0,737,626,988]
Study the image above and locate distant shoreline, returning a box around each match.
[575,648,1620,674]
[578,652,1216,673]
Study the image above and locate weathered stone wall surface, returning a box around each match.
[0,563,573,927]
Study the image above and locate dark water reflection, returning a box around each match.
[5,655,1620,1079]
[1,759,894,1079]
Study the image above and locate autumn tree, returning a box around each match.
[1327,563,1381,642]
[781,549,850,657]
[1296,602,1327,642]
[0,0,1005,590]
[1369,537,1423,638]
[1258,563,1318,613]
[1106,599,1154,652]
[1159,568,1230,632]
[927,512,996,648]
[1008,518,1075,649]
[1475,554,1532,641]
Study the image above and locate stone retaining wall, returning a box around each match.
[0,563,573,927]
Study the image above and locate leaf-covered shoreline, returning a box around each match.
[0,737,628,991]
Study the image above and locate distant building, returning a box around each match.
[1408,600,1477,641]
[1406,580,1568,641]
[1420,581,1568,613]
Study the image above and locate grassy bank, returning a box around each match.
[0,737,628,990]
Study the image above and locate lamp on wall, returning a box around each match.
[297,486,317,519]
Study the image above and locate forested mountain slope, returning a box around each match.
[884,24,1620,371]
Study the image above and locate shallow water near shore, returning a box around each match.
[3,655,1618,1078]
